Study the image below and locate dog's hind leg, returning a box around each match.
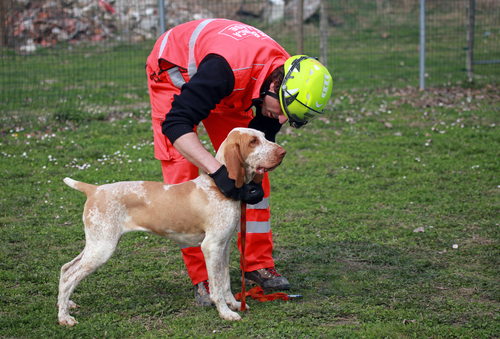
[57,249,85,310]
[58,239,119,326]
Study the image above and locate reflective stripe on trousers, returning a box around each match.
[178,197,272,250]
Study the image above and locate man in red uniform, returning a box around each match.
[146,19,332,305]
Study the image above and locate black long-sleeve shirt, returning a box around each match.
[161,54,282,144]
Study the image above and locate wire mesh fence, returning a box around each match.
[1,0,499,117]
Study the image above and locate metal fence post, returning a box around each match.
[419,0,425,90]
[0,0,8,47]
[297,0,303,55]
[159,0,166,36]
[319,0,328,66]
[466,0,475,79]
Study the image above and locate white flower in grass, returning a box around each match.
[452,244,458,249]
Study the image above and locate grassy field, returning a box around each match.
[1,82,499,337]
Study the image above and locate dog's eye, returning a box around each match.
[250,138,258,145]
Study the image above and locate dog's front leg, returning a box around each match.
[201,235,241,321]
[221,233,248,312]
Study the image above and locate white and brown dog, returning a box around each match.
[57,127,286,326]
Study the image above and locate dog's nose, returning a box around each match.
[277,147,286,158]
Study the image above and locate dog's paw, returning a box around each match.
[228,301,250,312]
[59,315,79,327]
[220,310,242,321]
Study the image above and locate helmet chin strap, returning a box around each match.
[264,90,279,100]
[289,119,307,129]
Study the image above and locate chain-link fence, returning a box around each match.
[1,0,499,117]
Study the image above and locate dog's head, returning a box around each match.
[215,128,286,188]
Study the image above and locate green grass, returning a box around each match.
[1,2,499,336]
[0,40,152,116]
[1,83,500,338]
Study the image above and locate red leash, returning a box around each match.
[240,201,247,311]
[238,202,292,310]
[235,286,290,302]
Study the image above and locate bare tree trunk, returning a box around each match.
[466,0,475,79]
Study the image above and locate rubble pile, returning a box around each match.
[10,0,214,54]
[13,0,118,53]
[9,0,312,54]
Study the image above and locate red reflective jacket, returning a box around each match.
[146,19,290,115]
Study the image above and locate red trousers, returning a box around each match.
[148,70,275,286]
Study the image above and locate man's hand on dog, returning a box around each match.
[209,165,265,204]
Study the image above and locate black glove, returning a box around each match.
[209,165,244,201]
[209,165,264,204]
[241,181,265,205]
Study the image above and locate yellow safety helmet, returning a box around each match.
[279,55,333,128]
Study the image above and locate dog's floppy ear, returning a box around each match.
[224,143,245,188]
[252,173,264,184]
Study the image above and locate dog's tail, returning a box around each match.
[63,177,97,197]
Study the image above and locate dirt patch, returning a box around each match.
[388,84,500,110]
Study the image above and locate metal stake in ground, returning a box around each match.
[240,201,247,312]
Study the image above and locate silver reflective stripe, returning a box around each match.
[238,220,271,233]
[232,66,253,72]
[246,197,269,210]
[167,67,186,89]
[232,65,264,92]
[233,63,265,72]
[188,19,216,79]
[179,243,199,249]
[158,29,172,59]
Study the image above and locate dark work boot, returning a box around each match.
[244,267,290,291]
[194,279,215,307]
